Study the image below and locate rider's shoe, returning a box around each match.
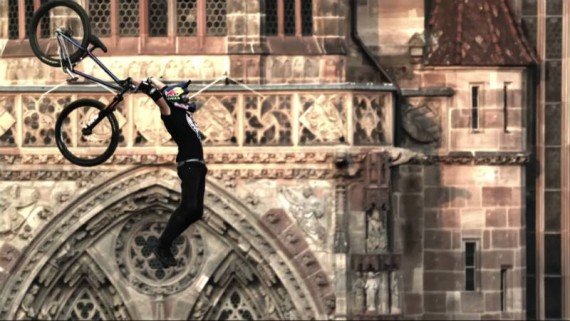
[151,243,178,268]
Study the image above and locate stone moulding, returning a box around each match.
[408,152,530,165]
[0,150,529,168]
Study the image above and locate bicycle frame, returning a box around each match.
[55,30,125,92]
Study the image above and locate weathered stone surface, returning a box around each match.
[424,272,463,291]
[461,209,485,229]
[482,187,513,207]
[424,230,452,250]
[424,251,462,271]
[424,293,447,313]
[491,229,519,248]
[485,208,507,227]
[461,292,484,313]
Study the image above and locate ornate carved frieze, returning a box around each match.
[409,152,531,165]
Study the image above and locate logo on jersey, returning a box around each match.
[186,113,202,141]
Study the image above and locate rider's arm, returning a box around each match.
[148,77,166,90]
[134,79,171,116]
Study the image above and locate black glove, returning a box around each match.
[138,79,163,102]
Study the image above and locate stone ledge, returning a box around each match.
[401,87,455,97]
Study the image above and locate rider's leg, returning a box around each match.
[158,162,206,249]
[183,165,206,228]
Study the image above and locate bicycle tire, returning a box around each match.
[55,99,119,167]
[28,0,91,68]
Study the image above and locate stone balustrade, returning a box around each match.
[0,84,394,155]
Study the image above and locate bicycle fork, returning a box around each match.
[81,93,125,135]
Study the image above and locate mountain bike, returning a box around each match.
[29,0,263,167]
[27,0,142,166]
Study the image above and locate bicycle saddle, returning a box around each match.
[89,34,108,53]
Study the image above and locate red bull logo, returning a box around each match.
[164,87,184,100]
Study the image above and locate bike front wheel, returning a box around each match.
[55,99,120,167]
[29,0,91,68]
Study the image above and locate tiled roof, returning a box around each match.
[426,0,538,66]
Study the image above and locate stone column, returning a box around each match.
[333,177,349,319]
[227,0,263,83]
[0,0,8,39]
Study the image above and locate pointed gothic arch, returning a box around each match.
[189,252,295,320]
[0,165,327,320]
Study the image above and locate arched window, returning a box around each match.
[264,0,313,36]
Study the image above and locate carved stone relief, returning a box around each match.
[193,96,238,145]
[0,96,16,146]
[277,185,330,245]
[0,185,52,241]
[0,57,230,85]
[299,94,347,145]
[402,99,442,144]
[350,268,401,317]
[365,203,388,253]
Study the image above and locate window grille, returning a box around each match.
[205,0,227,36]
[283,0,295,35]
[301,0,312,35]
[149,0,168,37]
[119,0,140,36]
[264,0,278,36]
[8,0,18,39]
[177,0,198,36]
[89,0,112,37]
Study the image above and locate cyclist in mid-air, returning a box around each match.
[135,77,206,268]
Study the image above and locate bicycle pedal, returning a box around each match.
[66,77,79,84]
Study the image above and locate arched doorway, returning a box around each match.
[0,166,325,320]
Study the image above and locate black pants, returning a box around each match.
[158,162,207,248]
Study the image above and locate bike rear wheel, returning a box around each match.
[29,0,91,68]
[55,99,120,167]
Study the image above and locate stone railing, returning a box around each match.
[0,84,394,155]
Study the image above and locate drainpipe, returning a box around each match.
[349,0,403,146]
